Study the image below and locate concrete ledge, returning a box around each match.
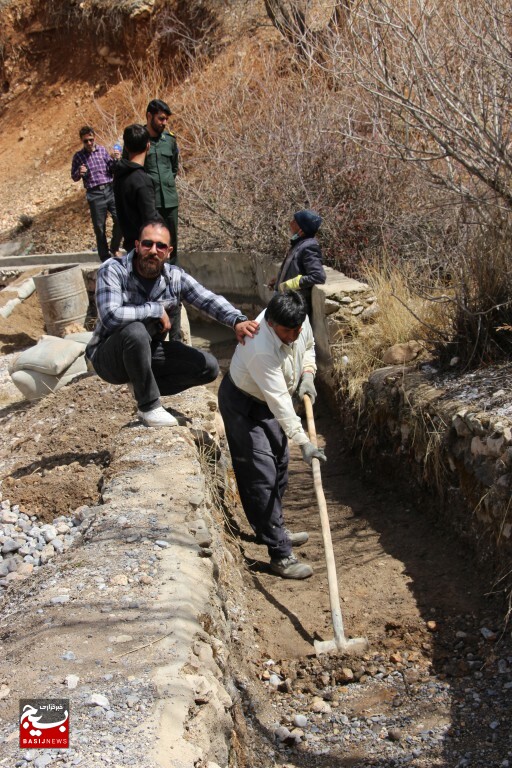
[103,390,235,766]
[0,263,100,278]
[1,250,253,271]
[0,252,102,267]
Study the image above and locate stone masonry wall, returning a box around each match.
[311,274,512,588]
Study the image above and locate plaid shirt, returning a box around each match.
[71,144,116,189]
[86,252,246,360]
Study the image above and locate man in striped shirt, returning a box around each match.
[86,219,259,428]
[71,126,122,261]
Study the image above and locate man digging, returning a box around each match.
[218,291,326,580]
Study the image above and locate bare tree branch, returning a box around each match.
[334,0,512,208]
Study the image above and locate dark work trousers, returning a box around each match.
[167,302,182,342]
[158,206,178,264]
[218,374,292,560]
[91,321,219,412]
[86,184,122,262]
[158,206,180,341]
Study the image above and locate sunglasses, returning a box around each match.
[82,138,95,144]
[140,239,170,251]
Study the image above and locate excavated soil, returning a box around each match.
[0,292,45,354]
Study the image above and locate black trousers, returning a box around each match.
[158,206,178,264]
[91,321,218,412]
[86,185,122,262]
[218,374,292,559]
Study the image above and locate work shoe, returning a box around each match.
[270,555,313,580]
[284,528,309,546]
[137,406,178,428]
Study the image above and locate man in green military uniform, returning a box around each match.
[144,99,179,264]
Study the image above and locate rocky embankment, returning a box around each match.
[357,364,512,584]
[310,271,512,599]
[0,382,237,768]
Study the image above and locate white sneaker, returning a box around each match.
[137,406,178,427]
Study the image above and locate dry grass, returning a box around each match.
[82,26,459,273]
[158,41,448,265]
[337,256,451,403]
[87,60,175,149]
[194,429,242,546]
[452,218,512,366]
[116,57,176,125]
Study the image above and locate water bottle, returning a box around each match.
[113,143,122,153]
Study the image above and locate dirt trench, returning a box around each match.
[217,398,511,767]
[230,398,490,660]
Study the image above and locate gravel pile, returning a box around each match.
[13,676,158,768]
[0,499,90,588]
[237,641,512,767]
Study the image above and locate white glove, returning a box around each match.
[301,441,326,465]
[298,372,317,405]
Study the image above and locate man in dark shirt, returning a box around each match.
[144,99,179,263]
[113,124,158,253]
[71,126,122,262]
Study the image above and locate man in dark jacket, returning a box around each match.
[269,209,326,315]
[113,124,158,254]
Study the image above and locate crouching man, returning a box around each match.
[218,291,326,580]
[86,219,258,427]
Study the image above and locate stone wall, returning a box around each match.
[363,366,511,564]
[310,273,512,589]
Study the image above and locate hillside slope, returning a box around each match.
[0,0,259,254]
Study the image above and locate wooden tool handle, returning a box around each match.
[303,395,346,644]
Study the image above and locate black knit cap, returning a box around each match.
[294,209,322,236]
